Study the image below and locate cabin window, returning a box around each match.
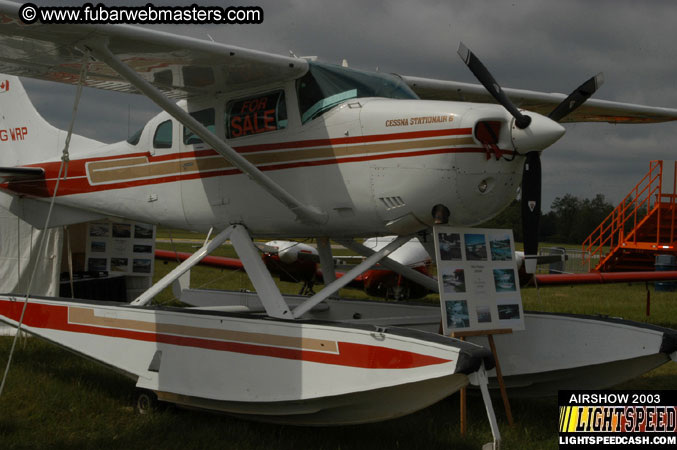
[296,61,418,123]
[225,91,287,139]
[153,120,173,149]
[183,108,215,145]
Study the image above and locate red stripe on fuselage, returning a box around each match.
[0,129,511,198]
[0,300,452,369]
[234,127,475,153]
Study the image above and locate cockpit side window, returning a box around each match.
[183,108,215,145]
[153,120,173,149]
[225,91,287,139]
[296,62,418,123]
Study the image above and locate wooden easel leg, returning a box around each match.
[460,386,467,436]
[488,334,514,426]
[459,336,467,436]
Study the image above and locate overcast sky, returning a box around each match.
[19,0,677,211]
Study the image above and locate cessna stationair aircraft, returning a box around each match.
[0,4,676,253]
[2,1,677,433]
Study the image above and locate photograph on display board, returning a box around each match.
[489,233,512,261]
[445,300,470,329]
[110,258,128,272]
[134,224,154,239]
[442,268,466,293]
[89,223,110,237]
[112,223,132,238]
[438,232,462,261]
[133,258,152,273]
[434,225,525,333]
[90,241,106,253]
[493,268,517,292]
[498,303,521,321]
[476,305,492,323]
[133,244,153,254]
[88,258,107,272]
[464,233,487,260]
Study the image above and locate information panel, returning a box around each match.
[433,226,524,335]
[85,221,156,277]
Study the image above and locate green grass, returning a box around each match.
[0,334,564,450]
[1,238,676,450]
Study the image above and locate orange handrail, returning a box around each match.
[581,161,663,270]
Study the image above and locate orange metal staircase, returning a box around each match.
[582,160,677,272]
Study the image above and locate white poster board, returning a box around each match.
[433,226,524,335]
[85,221,155,277]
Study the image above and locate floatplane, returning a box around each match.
[0,0,675,441]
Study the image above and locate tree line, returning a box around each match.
[479,193,615,244]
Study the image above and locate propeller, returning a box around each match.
[457,43,603,259]
[457,43,532,130]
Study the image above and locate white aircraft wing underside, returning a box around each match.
[0,1,307,99]
[400,75,677,124]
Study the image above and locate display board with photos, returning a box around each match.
[85,221,156,277]
[433,226,524,335]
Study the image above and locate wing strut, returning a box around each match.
[85,41,327,226]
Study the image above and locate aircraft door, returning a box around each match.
[178,104,231,229]
[139,115,188,229]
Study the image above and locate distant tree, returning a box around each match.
[478,193,615,245]
[478,200,522,241]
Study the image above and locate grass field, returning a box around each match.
[1,240,676,450]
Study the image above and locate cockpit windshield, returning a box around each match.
[127,127,143,145]
[296,61,418,123]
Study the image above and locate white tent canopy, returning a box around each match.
[0,206,62,335]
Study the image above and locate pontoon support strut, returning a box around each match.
[293,235,411,318]
[336,238,439,293]
[317,237,337,286]
[229,225,291,318]
[132,226,235,306]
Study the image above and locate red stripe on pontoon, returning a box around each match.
[0,300,451,369]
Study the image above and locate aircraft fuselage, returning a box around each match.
[2,62,554,237]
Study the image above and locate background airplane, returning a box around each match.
[156,237,433,300]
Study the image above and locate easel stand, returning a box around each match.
[452,328,514,436]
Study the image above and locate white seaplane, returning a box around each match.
[0,0,675,437]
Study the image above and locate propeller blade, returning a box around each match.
[521,151,541,257]
[457,42,531,129]
[548,73,604,122]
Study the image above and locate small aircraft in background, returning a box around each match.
[156,236,433,300]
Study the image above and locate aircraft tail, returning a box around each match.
[0,75,102,167]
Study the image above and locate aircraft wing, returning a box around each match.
[400,75,677,124]
[0,1,307,99]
